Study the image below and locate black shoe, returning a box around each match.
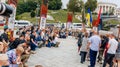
[80,62,83,64]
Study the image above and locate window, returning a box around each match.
[17,22,28,25]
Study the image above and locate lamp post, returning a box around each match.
[36,4,40,23]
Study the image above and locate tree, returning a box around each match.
[30,10,36,17]
[16,0,37,15]
[67,0,83,14]
[48,0,62,10]
[85,0,97,12]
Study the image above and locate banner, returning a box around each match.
[41,4,47,17]
[67,12,73,29]
[66,22,72,29]
[8,0,17,30]
[40,4,48,29]
[40,15,46,29]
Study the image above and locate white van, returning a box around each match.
[72,23,83,30]
[14,20,32,27]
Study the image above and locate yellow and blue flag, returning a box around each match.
[86,8,92,27]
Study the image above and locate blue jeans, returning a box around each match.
[30,43,37,51]
[90,49,98,67]
[46,42,51,48]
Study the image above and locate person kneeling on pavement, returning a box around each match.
[18,42,31,67]
[51,34,60,47]
[6,46,24,67]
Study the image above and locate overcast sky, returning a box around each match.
[61,0,120,9]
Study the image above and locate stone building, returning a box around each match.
[0,0,6,3]
[115,8,120,17]
[94,2,117,15]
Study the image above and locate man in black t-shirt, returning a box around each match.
[1,27,9,43]
[30,31,38,51]
[1,26,9,53]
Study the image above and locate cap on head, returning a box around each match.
[4,25,8,29]
[4,25,9,31]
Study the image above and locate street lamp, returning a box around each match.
[36,4,40,23]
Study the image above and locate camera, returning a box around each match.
[0,3,13,17]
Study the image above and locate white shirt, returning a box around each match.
[80,37,89,52]
[41,32,44,39]
[53,37,58,44]
[89,35,101,51]
[107,38,118,54]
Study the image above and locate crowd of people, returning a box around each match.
[0,24,120,67]
[0,26,62,67]
[77,28,120,67]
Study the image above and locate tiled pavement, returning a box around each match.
[27,36,101,67]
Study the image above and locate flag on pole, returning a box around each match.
[86,8,92,27]
[41,4,48,17]
[40,4,48,29]
[66,12,73,29]
[95,7,102,26]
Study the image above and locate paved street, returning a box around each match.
[27,36,101,67]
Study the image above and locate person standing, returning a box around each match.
[80,32,89,63]
[87,31,101,67]
[103,34,118,67]
[77,31,84,52]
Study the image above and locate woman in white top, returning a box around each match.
[80,32,89,63]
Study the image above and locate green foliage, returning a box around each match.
[16,10,81,24]
[16,0,37,15]
[85,0,97,12]
[67,0,83,14]
[48,0,62,10]
[30,10,36,18]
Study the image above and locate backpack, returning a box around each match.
[9,38,20,50]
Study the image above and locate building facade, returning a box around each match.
[0,0,6,3]
[115,8,120,17]
[94,2,117,15]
